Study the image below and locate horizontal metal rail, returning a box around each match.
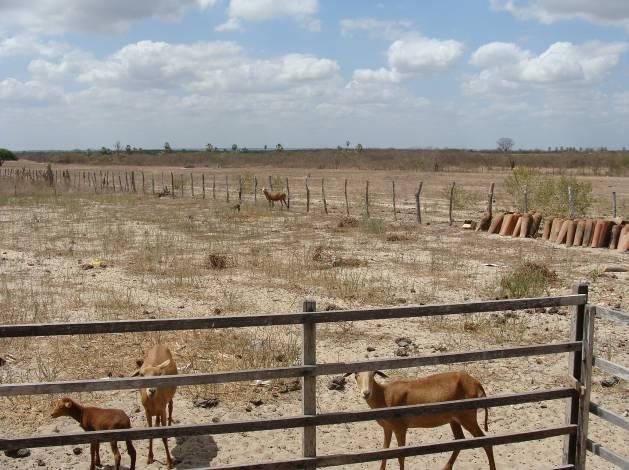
[0,294,586,338]
[209,425,577,469]
[0,388,574,451]
[592,356,629,381]
[0,342,580,397]
[594,306,629,326]
[589,402,629,432]
[586,439,629,469]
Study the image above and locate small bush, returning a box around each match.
[360,217,385,234]
[206,253,230,269]
[311,245,328,262]
[0,148,17,165]
[440,184,479,211]
[498,262,557,298]
[504,167,593,216]
[386,232,411,242]
[337,216,359,228]
[331,257,365,268]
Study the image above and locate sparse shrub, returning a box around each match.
[386,232,411,242]
[497,262,557,298]
[206,253,230,269]
[360,217,385,234]
[337,216,359,228]
[311,245,327,262]
[504,167,593,216]
[331,257,365,268]
[440,184,479,210]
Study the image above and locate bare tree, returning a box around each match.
[497,137,514,152]
[114,141,122,154]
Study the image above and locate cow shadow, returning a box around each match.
[172,434,218,469]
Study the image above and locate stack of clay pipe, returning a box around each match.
[541,217,628,251]
[477,211,628,252]
[477,211,543,238]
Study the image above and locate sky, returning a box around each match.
[1,0,629,151]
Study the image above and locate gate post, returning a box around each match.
[575,305,594,469]
[302,298,317,468]
[563,282,589,467]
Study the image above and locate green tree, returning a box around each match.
[275,143,283,152]
[164,142,172,153]
[355,143,363,152]
[231,144,238,152]
[206,143,214,152]
[0,148,17,166]
[125,144,132,154]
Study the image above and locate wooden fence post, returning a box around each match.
[611,192,616,218]
[171,172,175,198]
[365,180,370,218]
[191,173,194,198]
[449,182,455,226]
[239,176,243,205]
[141,172,145,195]
[225,175,229,202]
[523,185,528,213]
[151,174,155,195]
[487,182,495,216]
[575,305,594,469]
[321,178,328,215]
[269,175,273,191]
[563,282,589,467]
[568,187,574,219]
[202,174,206,199]
[119,174,123,193]
[344,178,349,216]
[180,175,184,198]
[125,172,129,192]
[254,176,257,204]
[415,182,423,224]
[285,177,290,210]
[306,178,310,213]
[392,180,397,221]
[131,171,136,193]
[213,175,216,200]
[302,298,317,468]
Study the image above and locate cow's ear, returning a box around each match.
[375,371,388,378]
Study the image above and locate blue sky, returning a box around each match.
[1,0,629,150]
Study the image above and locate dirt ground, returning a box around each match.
[0,162,627,469]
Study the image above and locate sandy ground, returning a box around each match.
[0,164,627,469]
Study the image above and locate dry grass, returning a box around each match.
[0,172,626,441]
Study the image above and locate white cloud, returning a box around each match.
[352,67,401,83]
[465,40,627,95]
[215,18,243,32]
[352,35,464,83]
[0,78,62,105]
[339,17,412,39]
[491,0,629,30]
[0,0,217,34]
[0,35,70,58]
[218,0,320,32]
[388,37,464,74]
[27,40,340,96]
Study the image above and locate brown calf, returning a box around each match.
[51,397,136,470]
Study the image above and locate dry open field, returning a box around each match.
[0,161,627,469]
